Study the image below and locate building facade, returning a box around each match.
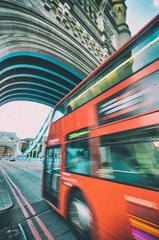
[19,138,33,152]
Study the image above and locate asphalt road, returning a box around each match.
[0,160,77,240]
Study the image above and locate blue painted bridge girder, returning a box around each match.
[0,52,84,107]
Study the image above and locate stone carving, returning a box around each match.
[40,0,130,62]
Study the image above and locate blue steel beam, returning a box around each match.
[0,52,84,107]
[2,97,55,107]
[1,74,72,91]
[1,92,58,105]
[0,52,84,80]
[1,64,77,87]
[1,88,62,101]
[1,82,66,96]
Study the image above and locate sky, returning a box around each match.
[126,0,159,36]
[0,0,158,139]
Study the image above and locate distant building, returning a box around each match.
[19,138,34,152]
[0,131,19,158]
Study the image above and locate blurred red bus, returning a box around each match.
[42,15,159,240]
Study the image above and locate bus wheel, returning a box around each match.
[67,191,92,240]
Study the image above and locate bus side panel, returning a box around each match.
[48,102,98,145]
[60,173,159,240]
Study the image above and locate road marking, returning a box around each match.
[35,216,55,240]
[0,167,42,239]
[0,166,55,240]
[1,168,29,219]
[1,168,36,216]
[27,219,43,240]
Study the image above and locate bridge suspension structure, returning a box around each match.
[21,108,53,157]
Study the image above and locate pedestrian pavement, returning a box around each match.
[0,170,27,239]
[0,170,13,213]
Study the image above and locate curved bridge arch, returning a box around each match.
[0,0,130,107]
[0,0,101,107]
[1,52,84,106]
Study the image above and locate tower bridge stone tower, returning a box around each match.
[39,0,130,64]
[0,0,130,77]
[0,132,19,158]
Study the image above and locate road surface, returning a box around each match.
[0,160,77,240]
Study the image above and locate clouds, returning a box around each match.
[153,0,159,8]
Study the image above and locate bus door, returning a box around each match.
[44,146,61,208]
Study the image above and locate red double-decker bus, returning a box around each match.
[42,15,159,240]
